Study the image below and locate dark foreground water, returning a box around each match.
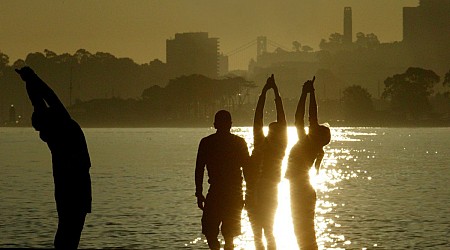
[1,127,449,249]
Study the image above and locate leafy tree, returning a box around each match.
[342,85,373,121]
[12,59,26,68]
[0,53,29,124]
[431,92,450,117]
[292,41,301,52]
[141,74,253,121]
[329,33,344,43]
[74,49,92,63]
[142,85,164,100]
[140,84,168,120]
[444,69,450,87]
[319,33,344,52]
[0,52,9,67]
[0,52,9,78]
[21,49,166,102]
[382,67,440,119]
[301,45,313,52]
[44,49,57,59]
[355,32,380,49]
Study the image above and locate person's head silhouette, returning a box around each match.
[32,109,51,132]
[309,124,331,147]
[214,110,232,132]
[31,107,72,142]
[31,108,62,141]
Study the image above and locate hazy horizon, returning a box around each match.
[1,0,418,70]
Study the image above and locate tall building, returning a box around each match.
[403,0,450,67]
[166,32,219,79]
[344,7,353,44]
[343,7,352,44]
[218,53,229,77]
[403,0,450,45]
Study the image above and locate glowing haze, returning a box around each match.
[1,0,418,70]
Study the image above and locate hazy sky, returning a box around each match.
[1,0,418,70]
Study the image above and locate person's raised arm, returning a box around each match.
[195,139,207,210]
[308,76,319,128]
[15,67,46,112]
[272,76,286,127]
[16,67,70,118]
[254,76,271,143]
[295,81,309,139]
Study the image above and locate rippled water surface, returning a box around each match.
[1,127,449,249]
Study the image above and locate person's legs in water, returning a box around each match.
[202,194,221,250]
[246,190,264,250]
[223,236,234,250]
[261,206,277,250]
[264,223,277,250]
[290,183,318,250]
[54,211,86,250]
[205,234,220,250]
[248,207,264,250]
[253,233,264,250]
[221,193,243,250]
[259,183,278,250]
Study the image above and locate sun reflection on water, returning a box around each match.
[190,127,374,249]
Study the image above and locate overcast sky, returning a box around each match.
[0,0,418,70]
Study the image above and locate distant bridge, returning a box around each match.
[223,37,291,70]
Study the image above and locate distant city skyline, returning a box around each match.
[0,0,418,70]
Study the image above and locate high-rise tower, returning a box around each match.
[403,0,450,45]
[344,7,352,44]
[166,32,219,79]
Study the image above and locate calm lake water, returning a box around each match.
[0,127,449,249]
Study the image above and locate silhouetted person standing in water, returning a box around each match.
[195,110,250,250]
[245,75,287,250]
[16,67,92,250]
[286,77,331,250]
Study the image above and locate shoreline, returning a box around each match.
[2,122,450,129]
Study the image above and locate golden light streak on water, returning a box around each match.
[271,126,298,249]
[191,126,365,249]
